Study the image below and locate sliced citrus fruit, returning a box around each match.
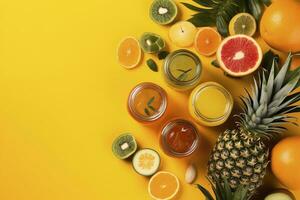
[132,149,160,176]
[194,27,222,56]
[229,13,256,37]
[216,35,262,77]
[117,37,142,69]
[148,171,180,200]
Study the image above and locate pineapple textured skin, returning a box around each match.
[208,128,269,193]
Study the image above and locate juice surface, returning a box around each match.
[134,88,162,117]
[169,55,197,82]
[195,86,228,119]
[165,123,197,153]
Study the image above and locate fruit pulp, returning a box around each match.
[117,37,141,68]
[194,27,221,56]
[220,37,259,73]
[148,171,179,200]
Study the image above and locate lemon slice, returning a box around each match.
[229,13,257,37]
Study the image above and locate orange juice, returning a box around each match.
[189,82,233,126]
[128,82,167,122]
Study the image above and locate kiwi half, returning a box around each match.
[112,134,137,160]
[150,0,178,25]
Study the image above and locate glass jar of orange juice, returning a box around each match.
[189,82,233,126]
[128,82,168,123]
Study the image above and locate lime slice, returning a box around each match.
[229,13,257,37]
[132,148,160,176]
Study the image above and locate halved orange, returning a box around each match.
[148,171,180,200]
[117,37,142,69]
[194,27,222,57]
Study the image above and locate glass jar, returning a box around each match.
[160,119,199,157]
[189,82,233,127]
[127,82,168,123]
[163,49,202,91]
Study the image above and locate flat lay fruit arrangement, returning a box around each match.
[114,0,300,199]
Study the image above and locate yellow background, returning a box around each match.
[0,0,299,199]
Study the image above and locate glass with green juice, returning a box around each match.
[163,49,202,91]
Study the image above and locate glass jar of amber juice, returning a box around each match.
[160,119,199,157]
[163,49,202,91]
[189,82,233,127]
[128,82,168,123]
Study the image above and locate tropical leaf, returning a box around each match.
[192,0,218,7]
[196,184,214,200]
[248,0,264,22]
[188,14,215,27]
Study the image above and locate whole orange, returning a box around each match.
[260,0,300,53]
[271,136,300,189]
[291,57,300,70]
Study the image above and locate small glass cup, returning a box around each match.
[127,82,168,123]
[163,49,202,91]
[189,82,233,127]
[160,119,199,157]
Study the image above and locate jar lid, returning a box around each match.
[192,82,233,122]
[128,82,167,122]
[164,49,202,87]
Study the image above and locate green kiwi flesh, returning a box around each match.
[112,134,137,159]
[150,0,178,25]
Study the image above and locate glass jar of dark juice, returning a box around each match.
[160,119,199,157]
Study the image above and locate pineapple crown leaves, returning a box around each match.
[237,52,300,140]
[182,0,271,36]
[196,177,252,200]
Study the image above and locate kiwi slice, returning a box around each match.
[140,32,165,54]
[150,0,178,25]
[112,134,137,160]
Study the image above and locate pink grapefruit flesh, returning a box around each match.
[217,35,262,77]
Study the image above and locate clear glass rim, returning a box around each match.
[192,82,233,123]
[128,82,167,122]
[160,119,199,157]
[163,49,202,87]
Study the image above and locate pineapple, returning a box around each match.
[197,177,252,200]
[207,53,300,194]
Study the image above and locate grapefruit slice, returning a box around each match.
[217,35,262,77]
[194,27,222,56]
[148,171,179,200]
[117,37,142,69]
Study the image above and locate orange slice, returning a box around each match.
[194,27,222,56]
[117,37,142,69]
[148,171,180,200]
